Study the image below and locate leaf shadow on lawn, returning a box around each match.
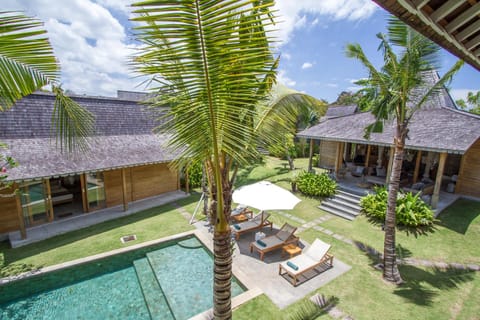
[352,240,475,306]
[394,265,476,306]
[435,198,480,234]
[364,215,438,238]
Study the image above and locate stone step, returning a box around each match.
[334,192,362,205]
[328,197,361,211]
[320,201,360,217]
[319,204,356,221]
[133,258,174,320]
[337,188,365,199]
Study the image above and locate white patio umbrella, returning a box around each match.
[232,180,301,212]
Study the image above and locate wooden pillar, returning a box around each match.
[317,140,322,168]
[377,146,384,169]
[44,179,54,222]
[431,152,447,209]
[335,142,344,174]
[185,165,190,194]
[307,138,314,172]
[121,168,128,211]
[130,168,135,201]
[14,183,26,240]
[386,147,395,184]
[364,144,371,168]
[423,152,435,180]
[413,150,422,184]
[80,174,89,213]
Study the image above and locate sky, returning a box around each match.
[4,0,479,103]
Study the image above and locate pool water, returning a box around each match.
[0,237,245,320]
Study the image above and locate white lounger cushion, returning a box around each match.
[304,239,331,261]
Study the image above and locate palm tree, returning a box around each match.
[131,1,282,318]
[0,11,94,192]
[345,17,463,284]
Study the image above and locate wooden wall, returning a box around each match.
[0,187,20,234]
[318,140,337,169]
[104,163,178,207]
[456,139,480,198]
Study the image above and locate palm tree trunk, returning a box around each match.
[383,126,406,284]
[209,163,233,319]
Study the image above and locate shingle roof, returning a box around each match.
[323,105,358,119]
[0,91,175,182]
[0,91,162,138]
[298,107,480,154]
[3,134,178,182]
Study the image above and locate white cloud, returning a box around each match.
[282,52,292,60]
[273,0,377,44]
[301,62,313,69]
[277,70,297,87]
[326,83,338,88]
[3,0,140,97]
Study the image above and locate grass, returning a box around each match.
[1,156,479,319]
[0,196,197,276]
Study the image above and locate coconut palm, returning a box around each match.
[346,17,463,284]
[131,1,281,318]
[0,11,95,152]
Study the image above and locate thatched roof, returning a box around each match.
[0,92,176,182]
[323,105,358,120]
[298,107,480,154]
[2,135,178,182]
[374,0,480,72]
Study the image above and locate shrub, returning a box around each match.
[297,171,336,197]
[181,162,203,188]
[360,186,434,227]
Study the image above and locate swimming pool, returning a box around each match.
[0,236,245,319]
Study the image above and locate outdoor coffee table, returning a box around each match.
[282,243,302,258]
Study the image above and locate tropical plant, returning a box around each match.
[456,90,480,115]
[131,1,303,318]
[346,17,463,284]
[0,11,95,152]
[360,186,434,227]
[0,11,95,195]
[296,171,336,197]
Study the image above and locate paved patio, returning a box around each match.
[194,222,351,309]
[8,190,189,248]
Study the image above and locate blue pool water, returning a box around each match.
[0,236,245,320]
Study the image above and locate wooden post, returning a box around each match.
[386,147,395,184]
[334,142,344,174]
[80,174,89,213]
[121,168,128,211]
[13,183,26,240]
[185,165,190,194]
[364,144,371,168]
[413,150,422,184]
[317,140,322,168]
[307,139,314,172]
[44,179,54,222]
[431,152,447,209]
[130,168,135,201]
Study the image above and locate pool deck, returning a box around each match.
[192,222,351,315]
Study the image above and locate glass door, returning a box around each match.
[20,181,52,227]
[86,172,106,211]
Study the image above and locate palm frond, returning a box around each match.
[51,86,96,153]
[132,0,277,167]
[0,11,59,110]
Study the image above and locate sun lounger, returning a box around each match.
[279,238,334,286]
[250,223,298,261]
[232,212,272,240]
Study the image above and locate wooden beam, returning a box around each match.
[465,33,480,50]
[121,168,128,211]
[413,150,422,184]
[446,2,480,33]
[308,139,314,172]
[13,183,26,240]
[456,19,480,41]
[413,0,430,8]
[431,152,447,209]
[386,147,395,184]
[430,0,465,22]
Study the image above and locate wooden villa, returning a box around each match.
[0,91,182,241]
[298,72,480,209]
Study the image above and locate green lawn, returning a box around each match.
[1,156,479,319]
[0,196,197,277]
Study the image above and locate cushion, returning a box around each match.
[376,167,386,177]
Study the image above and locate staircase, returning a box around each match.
[319,188,365,220]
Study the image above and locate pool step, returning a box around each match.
[133,258,174,320]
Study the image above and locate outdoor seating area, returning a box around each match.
[250,223,299,261]
[232,212,272,240]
